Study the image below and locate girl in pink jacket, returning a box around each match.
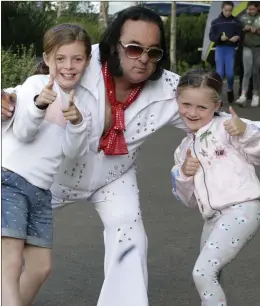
[171,69,260,306]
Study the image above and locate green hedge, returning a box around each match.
[1,2,100,55]
[1,1,55,56]
[164,13,212,73]
[1,45,36,89]
[57,15,101,45]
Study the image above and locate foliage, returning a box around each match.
[1,2,218,87]
[1,1,55,56]
[164,13,209,70]
[57,1,96,16]
[57,14,101,45]
[1,45,36,89]
[177,60,212,75]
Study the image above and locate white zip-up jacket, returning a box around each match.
[2,75,92,190]
[171,115,260,218]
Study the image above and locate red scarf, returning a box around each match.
[99,62,145,155]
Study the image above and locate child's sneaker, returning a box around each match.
[236,95,247,107]
[251,95,259,107]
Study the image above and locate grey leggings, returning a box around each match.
[193,200,260,306]
[242,46,260,94]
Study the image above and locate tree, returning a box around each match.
[56,1,68,18]
[56,1,82,18]
[1,1,54,55]
[169,2,177,72]
[99,1,109,32]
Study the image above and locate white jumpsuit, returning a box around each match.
[49,45,184,306]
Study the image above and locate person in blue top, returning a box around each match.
[209,1,243,103]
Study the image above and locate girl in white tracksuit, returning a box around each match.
[171,69,260,306]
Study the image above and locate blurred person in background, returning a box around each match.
[209,1,243,104]
[236,1,260,107]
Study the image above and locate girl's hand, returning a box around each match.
[224,106,247,136]
[35,74,57,108]
[62,90,83,125]
[181,148,200,177]
[229,35,239,43]
[244,25,251,31]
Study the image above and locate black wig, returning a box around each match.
[99,6,168,81]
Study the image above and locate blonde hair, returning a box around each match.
[44,23,91,56]
[177,69,223,105]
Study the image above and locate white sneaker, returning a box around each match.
[251,95,259,107]
[236,95,247,106]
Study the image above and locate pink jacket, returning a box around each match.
[171,115,260,218]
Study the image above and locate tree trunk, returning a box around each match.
[170,2,177,72]
[99,1,109,32]
[56,1,67,18]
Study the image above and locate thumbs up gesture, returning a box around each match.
[223,106,247,136]
[35,74,57,108]
[181,148,200,177]
[62,90,83,125]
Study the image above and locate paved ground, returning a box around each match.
[33,100,260,306]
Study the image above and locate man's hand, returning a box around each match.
[181,148,200,177]
[62,90,83,125]
[224,106,247,136]
[1,91,16,120]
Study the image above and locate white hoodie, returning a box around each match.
[2,75,92,190]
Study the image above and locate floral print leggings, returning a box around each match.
[193,200,260,306]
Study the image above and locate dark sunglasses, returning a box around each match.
[119,41,163,63]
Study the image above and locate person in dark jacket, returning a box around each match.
[209,1,243,103]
